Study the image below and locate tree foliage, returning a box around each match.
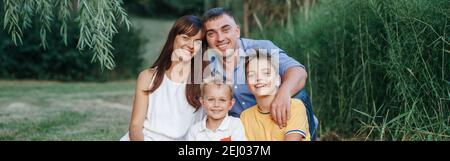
[1,0,131,70]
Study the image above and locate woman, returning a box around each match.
[120,15,205,141]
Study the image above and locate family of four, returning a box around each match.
[120,7,318,141]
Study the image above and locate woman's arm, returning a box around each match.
[128,69,156,141]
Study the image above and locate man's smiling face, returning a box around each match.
[204,14,241,57]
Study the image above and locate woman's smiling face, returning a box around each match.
[172,31,203,62]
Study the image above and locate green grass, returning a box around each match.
[0,80,135,140]
[253,0,450,140]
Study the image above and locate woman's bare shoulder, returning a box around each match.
[136,68,157,87]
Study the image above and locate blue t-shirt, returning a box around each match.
[206,38,305,117]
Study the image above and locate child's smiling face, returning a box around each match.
[201,84,234,120]
[246,57,281,97]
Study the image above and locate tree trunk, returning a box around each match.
[304,0,311,21]
[243,0,249,37]
[287,0,294,35]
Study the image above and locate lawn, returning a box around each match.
[0,80,135,141]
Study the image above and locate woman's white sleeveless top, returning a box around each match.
[142,73,203,140]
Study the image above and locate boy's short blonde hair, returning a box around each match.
[200,76,234,99]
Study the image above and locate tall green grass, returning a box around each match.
[253,0,449,140]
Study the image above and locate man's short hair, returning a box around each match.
[203,7,236,23]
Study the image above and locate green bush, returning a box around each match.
[253,0,449,140]
[0,20,144,81]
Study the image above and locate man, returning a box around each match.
[202,7,317,140]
